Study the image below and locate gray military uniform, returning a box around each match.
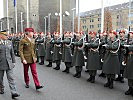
[0,39,18,94]
[124,39,133,87]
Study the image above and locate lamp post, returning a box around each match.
[20,12,23,32]
[44,16,48,36]
[72,8,76,33]
[101,0,104,33]
[77,0,80,32]
[48,13,51,32]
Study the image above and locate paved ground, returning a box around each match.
[0,57,133,100]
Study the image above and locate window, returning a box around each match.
[90,19,94,22]
[98,18,101,21]
[83,19,86,23]
[117,15,119,19]
[90,25,94,29]
[98,24,101,28]
[82,26,87,29]
[116,22,120,26]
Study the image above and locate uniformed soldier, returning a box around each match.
[51,32,62,70]
[34,32,40,63]
[72,32,85,78]
[0,30,20,99]
[115,30,127,83]
[99,31,108,78]
[86,31,100,83]
[124,31,133,96]
[62,31,72,73]
[45,32,54,67]
[102,30,120,89]
[12,34,21,56]
[35,32,45,65]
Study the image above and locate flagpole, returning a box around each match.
[101,0,104,33]
[7,0,9,33]
[27,0,29,27]
[77,0,80,32]
[60,0,63,38]
[15,0,18,33]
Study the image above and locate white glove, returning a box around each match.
[59,52,62,54]
[50,51,53,54]
[102,44,108,47]
[122,61,126,66]
[84,56,87,60]
[124,45,130,47]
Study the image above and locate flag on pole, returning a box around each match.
[13,0,16,7]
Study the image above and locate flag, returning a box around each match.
[13,0,16,7]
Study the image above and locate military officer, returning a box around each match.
[45,32,54,67]
[19,28,43,90]
[102,30,120,89]
[0,30,20,99]
[124,31,133,96]
[62,31,72,73]
[86,31,100,83]
[72,32,85,78]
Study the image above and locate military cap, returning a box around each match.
[25,28,34,32]
[0,30,8,36]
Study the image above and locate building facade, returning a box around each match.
[2,0,76,33]
[80,2,131,33]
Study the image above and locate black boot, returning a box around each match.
[90,76,95,83]
[104,78,110,87]
[0,89,4,94]
[46,62,52,67]
[99,72,106,78]
[39,56,44,65]
[66,67,70,74]
[109,78,114,89]
[125,87,133,95]
[73,72,78,77]
[54,66,60,70]
[87,75,92,82]
[115,75,121,81]
[12,93,20,99]
[76,72,81,78]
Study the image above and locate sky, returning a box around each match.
[0,0,130,18]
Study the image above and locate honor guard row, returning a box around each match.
[3,28,133,97]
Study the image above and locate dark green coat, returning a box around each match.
[72,39,85,66]
[86,38,100,70]
[102,38,120,74]
[62,38,72,63]
[36,37,45,57]
[124,39,133,79]
[45,39,53,61]
[52,38,62,61]
[118,38,126,70]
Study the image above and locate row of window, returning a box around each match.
[83,18,101,23]
[82,24,101,29]
[83,15,122,24]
